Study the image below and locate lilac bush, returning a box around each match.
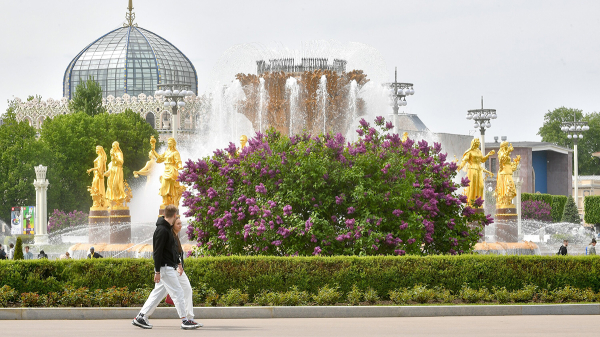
[47,209,88,233]
[521,200,553,222]
[179,116,491,256]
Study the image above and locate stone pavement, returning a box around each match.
[0,316,592,337]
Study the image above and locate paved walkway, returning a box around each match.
[0,316,591,336]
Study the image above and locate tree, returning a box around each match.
[39,109,159,212]
[0,115,56,224]
[13,237,24,260]
[538,107,600,175]
[561,196,581,224]
[69,76,106,117]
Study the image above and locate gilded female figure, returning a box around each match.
[152,137,184,208]
[104,141,127,208]
[87,145,107,209]
[457,138,495,207]
[494,141,521,208]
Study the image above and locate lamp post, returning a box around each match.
[466,97,497,158]
[155,83,193,142]
[385,67,414,116]
[561,114,589,210]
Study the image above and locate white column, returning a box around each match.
[514,163,523,241]
[33,165,49,245]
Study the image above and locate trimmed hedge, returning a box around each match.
[584,195,600,225]
[3,256,600,297]
[551,195,568,223]
[521,193,568,222]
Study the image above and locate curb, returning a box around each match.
[1,304,599,320]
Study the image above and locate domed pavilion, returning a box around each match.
[63,1,197,99]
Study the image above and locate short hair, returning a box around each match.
[564,240,569,243]
[25,246,30,249]
[165,205,178,218]
[9,243,14,248]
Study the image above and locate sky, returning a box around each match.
[1,0,599,142]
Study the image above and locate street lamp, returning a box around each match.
[466,96,497,157]
[155,83,193,142]
[385,67,414,115]
[561,114,589,210]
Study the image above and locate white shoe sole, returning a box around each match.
[132,320,152,329]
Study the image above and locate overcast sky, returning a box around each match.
[1,0,599,142]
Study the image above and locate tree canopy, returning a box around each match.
[537,107,600,175]
[68,76,106,117]
[0,103,159,223]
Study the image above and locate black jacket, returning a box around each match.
[0,249,6,260]
[558,245,568,256]
[87,252,103,259]
[153,216,180,272]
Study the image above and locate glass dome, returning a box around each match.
[63,26,197,99]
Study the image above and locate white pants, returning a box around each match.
[139,266,192,320]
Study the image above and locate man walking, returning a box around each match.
[87,247,103,259]
[132,205,199,330]
[7,243,14,260]
[0,244,6,260]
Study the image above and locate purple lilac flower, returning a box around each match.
[392,209,403,217]
[283,205,293,216]
[313,246,322,255]
[347,207,355,214]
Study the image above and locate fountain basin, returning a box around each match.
[474,241,539,255]
[68,243,196,259]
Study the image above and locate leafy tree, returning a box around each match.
[39,109,159,212]
[13,237,24,260]
[0,116,57,223]
[538,107,600,175]
[68,76,106,117]
[561,196,581,224]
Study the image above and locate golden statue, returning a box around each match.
[134,136,157,178]
[494,141,521,208]
[401,132,409,143]
[237,135,248,155]
[87,145,107,209]
[457,138,495,207]
[104,141,127,209]
[152,137,184,208]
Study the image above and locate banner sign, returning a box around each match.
[23,206,35,235]
[10,207,22,235]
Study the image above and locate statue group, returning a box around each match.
[87,141,132,210]
[459,138,520,209]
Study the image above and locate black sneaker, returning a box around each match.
[181,320,199,330]
[188,319,203,328]
[132,315,152,329]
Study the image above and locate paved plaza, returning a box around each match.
[0,316,592,336]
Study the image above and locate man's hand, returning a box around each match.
[177,264,183,276]
[154,273,160,283]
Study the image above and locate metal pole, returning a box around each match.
[574,140,579,210]
[172,105,177,142]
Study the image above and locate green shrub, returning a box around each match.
[363,287,380,304]
[254,290,283,306]
[218,288,249,306]
[459,284,490,303]
[312,285,341,305]
[0,285,19,307]
[347,285,363,305]
[204,288,219,307]
[20,292,45,307]
[389,289,412,304]
[131,288,151,306]
[14,237,24,260]
[45,292,60,307]
[562,196,581,224]
[282,287,310,306]
[411,285,436,304]
[60,286,92,307]
[492,286,511,304]
[510,284,538,302]
[435,286,455,303]
[551,195,568,222]
[584,195,600,224]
